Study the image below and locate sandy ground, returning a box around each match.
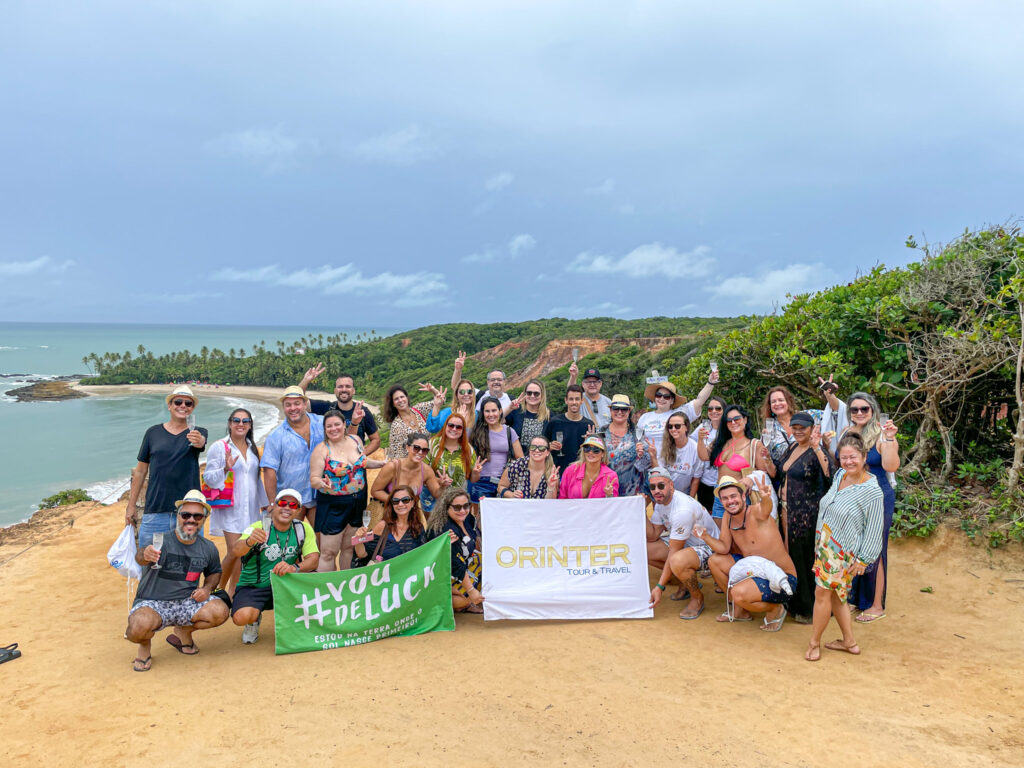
[73,382,340,412]
[1,499,1022,767]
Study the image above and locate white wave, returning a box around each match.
[203,395,281,443]
[0,346,24,351]
[86,475,132,504]
[39,345,49,348]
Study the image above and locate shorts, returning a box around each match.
[315,491,367,535]
[130,596,217,629]
[232,585,274,616]
[468,480,499,503]
[691,543,713,571]
[711,497,725,520]
[750,575,798,604]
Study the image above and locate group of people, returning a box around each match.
[122,357,898,669]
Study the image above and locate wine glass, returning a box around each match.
[709,360,718,373]
[187,413,196,432]
[151,531,164,570]
[362,509,371,528]
[572,347,579,363]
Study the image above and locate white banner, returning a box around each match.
[480,496,653,621]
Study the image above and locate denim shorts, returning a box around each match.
[468,480,499,503]
[711,497,725,520]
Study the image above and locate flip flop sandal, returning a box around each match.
[855,612,886,623]
[804,644,821,662]
[715,612,752,623]
[166,635,199,655]
[760,606,787,632]
[132,656,152,672]
[678,603,704,620]
[824,639,861,655]
[0,643,21,665]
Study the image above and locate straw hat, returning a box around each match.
[165,385,197,407]
[279,385,308,402]
[609,394,632,409]
[713,477,746,499]
[174,489,211,514]
[643,380,684,408]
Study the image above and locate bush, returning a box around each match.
[38,489,91,509]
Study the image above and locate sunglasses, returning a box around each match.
[277,499,300,509]
[457,388,473,395]
[707,406,723,412]
[178,511,206,521]
[446,424,464,431]
[408,445,429,454]
[172,399,194,407]
[849,406,871,414]
[610,406,630,412]
[650,482,669,490]
[654,392,674,399]
[583,445,603,454]
[230,417,252,424]
[529,444,549,452]
[525,390,541,397]
[391,496,413,505]
[666,423,685,430]
[450,502,471,512]
[725,415,744,423]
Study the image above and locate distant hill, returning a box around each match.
[86,315,749,409]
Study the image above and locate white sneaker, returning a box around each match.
[242,616,261,644]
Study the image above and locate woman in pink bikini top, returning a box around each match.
[699,404,774,484]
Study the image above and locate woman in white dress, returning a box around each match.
[203,407,269,594]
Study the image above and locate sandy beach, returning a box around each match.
[1,494,1021,767]
[74,382,336,412]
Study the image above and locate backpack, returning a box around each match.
[241,515,307,580]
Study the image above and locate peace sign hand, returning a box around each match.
[473,457,486,475]
[418,382,438,394]
[352,401,365,425]
[433,386,448,407]
[810,423,822,445]
[455,351,466,368]
[754,473,772,498]
[604,479,615,497]
[302,363,326,386]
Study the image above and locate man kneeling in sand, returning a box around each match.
[697,477,797,632]
[647,468,720,620]
[230,489,319,644]
[126,490,228,671]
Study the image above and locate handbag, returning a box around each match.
[351,526,389,569]
[200,439,235,507]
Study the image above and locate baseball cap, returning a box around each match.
[275,488,303,505]
[583,368,602,380]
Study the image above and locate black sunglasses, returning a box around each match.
[666,423,685,430]
[178,511,205,521]
[650,482,669,491]
[230,417,252,424]
[654,392,674,399]
[583,445,603,453]
[450,502,471,512]
[408,445,429,454]
[707,406,723,412]
[525,390,542,396]
[391,496,414,505]
[172,399,194,407]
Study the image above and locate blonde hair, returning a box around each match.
[574,442,609,467]
[519,378,549,422]
[451,378,477,430]
[846,392,881,449]
[526,435,555,476]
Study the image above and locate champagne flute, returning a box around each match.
[555,430,564,456]
[187,413,196,432]
[572,347,579,363]
[362,509,371,528]
[151,531,164,570]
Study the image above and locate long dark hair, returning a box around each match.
[227,408,260,461]
[382,384,409,423]
[384,484,424,536]
[709,404,754,465]
[470,396,504,460]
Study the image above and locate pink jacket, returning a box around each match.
[558,463,620,499]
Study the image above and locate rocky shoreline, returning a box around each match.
[6,378,87,402]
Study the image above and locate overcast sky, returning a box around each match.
[1,1,1021,325]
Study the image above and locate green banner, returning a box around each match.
[270,533,454,655]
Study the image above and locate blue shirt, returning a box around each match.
[260,414,325,505]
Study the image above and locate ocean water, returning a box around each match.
[0,321,398,526]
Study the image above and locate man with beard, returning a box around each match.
[647,468,720,620]
[699,476,797,631]
[544,385,595,473]
[261,386,325,524]
[230,489,319,644]
[125,490,228,671]
[298,364,380,455]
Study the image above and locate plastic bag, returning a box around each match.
[107,524,142,579]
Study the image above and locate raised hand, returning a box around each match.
[568,361,579,378]
[473,457,486,476]
[817,373,838,396]
[708,368,720,385]
[303,362,326,386]
[604,479,615,497]
[547,466,560,487]
[352,401,365,425]
[882,419,898,440]
[455,351,466,368]
[432,386,448,407]
[810,423,822,446]
[225,450,237,470]
[418,382,438,394]
[754,473,772,498]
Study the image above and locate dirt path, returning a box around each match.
[1,507,1020,767]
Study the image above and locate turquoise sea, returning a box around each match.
[0,322,397,526]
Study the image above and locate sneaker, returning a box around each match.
[242,616,261,644]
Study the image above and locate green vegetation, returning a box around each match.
[671,224,1024,548]
[39,489,91,509]
[86,316,747,411]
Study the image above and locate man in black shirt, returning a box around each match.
[544,385,595,473]
[298,364,380,455]
[125,386,208,548]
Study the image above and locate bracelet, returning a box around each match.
[655,583,666,591]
